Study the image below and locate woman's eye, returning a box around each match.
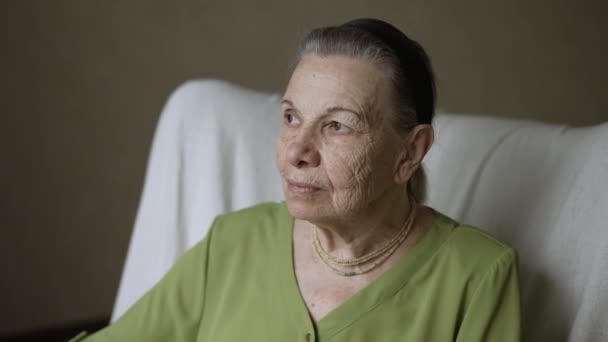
[284,113,298,124]
[330,121,352,133]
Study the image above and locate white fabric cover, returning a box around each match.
[112,80,608,341]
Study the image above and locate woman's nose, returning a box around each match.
[286,139,321,168]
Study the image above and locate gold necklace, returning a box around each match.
[311,204,417,276]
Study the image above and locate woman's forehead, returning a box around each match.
[284,54,390,114]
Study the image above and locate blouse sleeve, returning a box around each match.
[69,218,217,342]
[456,248,522,342]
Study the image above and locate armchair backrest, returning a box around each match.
[113,80,608,341]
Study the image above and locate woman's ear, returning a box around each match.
[394,124,434,184]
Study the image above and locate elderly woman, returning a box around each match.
[72,18,521,341]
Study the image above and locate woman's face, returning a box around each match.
[276,54,405,222]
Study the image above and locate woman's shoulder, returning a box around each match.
[431,210,517,274]
[208,201,289,246]
[214,201,287,228]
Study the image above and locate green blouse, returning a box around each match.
[71,202,521,341]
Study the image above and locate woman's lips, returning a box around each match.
[286,180,322,194]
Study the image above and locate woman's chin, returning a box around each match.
[284,197,327,221]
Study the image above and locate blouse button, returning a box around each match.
[305,332,312,341]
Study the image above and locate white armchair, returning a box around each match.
[112,80,608,341]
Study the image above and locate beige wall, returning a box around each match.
[1,0,606,335]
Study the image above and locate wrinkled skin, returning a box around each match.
[276,54,419,241]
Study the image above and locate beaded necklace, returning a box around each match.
[311,204,417,276]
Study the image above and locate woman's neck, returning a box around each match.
[307,189,415,260]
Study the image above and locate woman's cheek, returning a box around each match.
[275,132,289,171]
[327,145,374,192]
[324,154,372,214]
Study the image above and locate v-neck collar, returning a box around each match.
[276,201,456,341]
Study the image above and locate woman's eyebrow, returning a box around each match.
[324,106,362,119]
[281,98,362,119]
[280,98,295,107]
